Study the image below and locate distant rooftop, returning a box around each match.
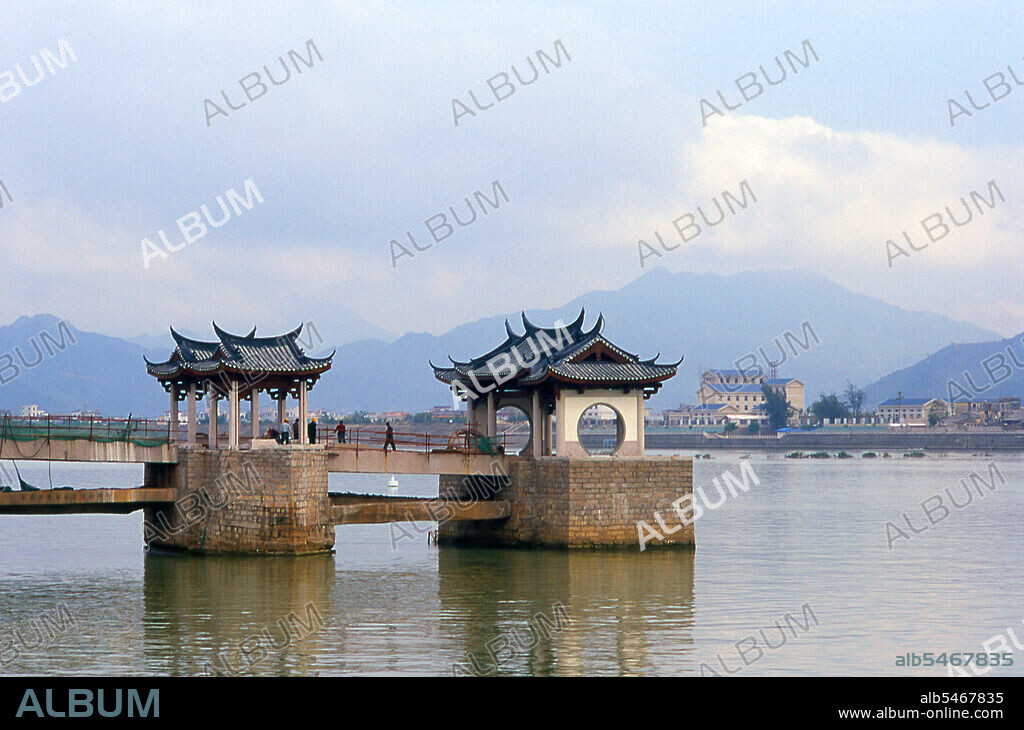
[878,397,942,407]
[702,383,764,394]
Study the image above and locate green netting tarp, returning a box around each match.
[471,434,502,454]
[0,421,170,448]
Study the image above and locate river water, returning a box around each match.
[1,452,1022,676]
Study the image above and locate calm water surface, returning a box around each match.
[1,452,1022,676]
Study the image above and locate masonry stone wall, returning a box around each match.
[143,447,334,555]
[438,457,693,548]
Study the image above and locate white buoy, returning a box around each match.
[387,475,399,490]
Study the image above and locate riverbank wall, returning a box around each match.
[621,432,1024,452]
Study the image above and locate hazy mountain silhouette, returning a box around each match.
[863,333,1024,406]
[0,269,999,415]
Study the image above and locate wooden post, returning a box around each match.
[169,386,179,441]
[486,392,496,438]
[636,389,646,457]
[531,390,542,457]
[299,380,308,444]
[187,383,197,445]
[208,391,219,449]
[229,380,240,449]
[555,390,566,456]
[250,388,259,441]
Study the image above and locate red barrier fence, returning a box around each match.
[1,414,511,454]
[314,424,507,455]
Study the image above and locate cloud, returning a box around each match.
[618,114,1022,333]
[2,3,1022,339]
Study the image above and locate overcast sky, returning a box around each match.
[1,0,1022,341]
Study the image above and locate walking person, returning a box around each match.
[308,415,318,445]
[383,421,397,452]
[335,420,346,444]
[279,418,291,444]
[292,418,300,441]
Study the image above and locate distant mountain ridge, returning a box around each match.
[863,333,1024,406]
[0,314,168,415]
[0,269,1000,415]
[124,302,397,352]
[313,267,998,412]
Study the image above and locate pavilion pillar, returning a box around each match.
[531,390,542,458]
[169,387,179,441]
[250,389,259,440]
[207,391,219,449]
[543,408,553,456]
[228,380,240,449]
[277,396,286,427]
[466,397,476,431]
[186,383,197,445]
[299,380,308,444]
[555,389,567,456]
[486,392,496,438]
[636,389,646,457]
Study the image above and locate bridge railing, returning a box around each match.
[316,423,508,455]
[0,414,173,446]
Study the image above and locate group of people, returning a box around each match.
[266,418,397,451]
[268,415,320,445]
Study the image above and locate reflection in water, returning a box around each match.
[437,548,695,676]
[4,456,1024,675]
[142,552,334,676]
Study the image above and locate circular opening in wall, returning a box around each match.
[496,404,531,455]
[576,403,625,456]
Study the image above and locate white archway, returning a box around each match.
[495,402,532,455]
[576,402,626,456]
[557,388,645,458]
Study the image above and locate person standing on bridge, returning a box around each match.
[279,418,291,444]
[292,418,300,441]
[308,415,317,444]
[383,421,397,452]
[335,420,346,444]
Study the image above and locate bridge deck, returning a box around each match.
[0,487,176,515]
[330,493,510,525]
[0,437,177,464]
[2,436,506,475]
[324,444,508,475]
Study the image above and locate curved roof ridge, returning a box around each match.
[147,323,333,383]
[430,312,680,393]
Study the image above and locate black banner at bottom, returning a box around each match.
[0,676,1017,721]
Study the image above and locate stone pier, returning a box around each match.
[133,449,694,554]
[143,446,334,555]
[438,457,694,548]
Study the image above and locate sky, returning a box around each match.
[1,0,1022,341]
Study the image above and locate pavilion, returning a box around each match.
[431,310,680,457]
[145,324,333,448]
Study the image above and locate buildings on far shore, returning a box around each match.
[684,368,805,425]
[876,397,947,425]
[876,396,1024,427]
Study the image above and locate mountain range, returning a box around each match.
[862,333,1024,405]
[0,268,1005,416]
